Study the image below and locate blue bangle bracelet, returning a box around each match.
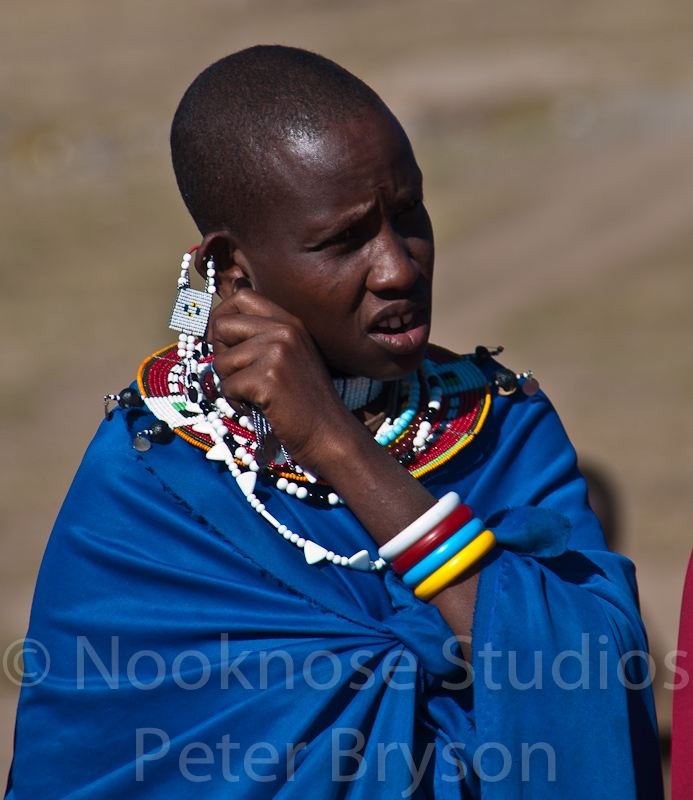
[402,517,485,588]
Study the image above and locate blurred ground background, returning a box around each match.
[1,0,692,793]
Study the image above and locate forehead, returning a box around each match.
[257,109,422,230]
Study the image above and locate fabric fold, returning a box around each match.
[6,372,663,798]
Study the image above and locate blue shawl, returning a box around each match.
[6,359,663,798]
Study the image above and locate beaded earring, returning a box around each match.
[169,248,215,340]
[122,249,217,449]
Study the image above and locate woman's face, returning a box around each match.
[235,108,435,382]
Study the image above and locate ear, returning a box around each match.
[194,231,253,300]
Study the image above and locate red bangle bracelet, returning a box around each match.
[391,503,474,574]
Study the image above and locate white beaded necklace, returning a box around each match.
[137,249,491,571]
[137,342,493,572]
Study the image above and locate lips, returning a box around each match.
[368,307,430,354]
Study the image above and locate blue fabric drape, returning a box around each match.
[6,364,663,798]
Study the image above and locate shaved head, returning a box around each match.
[170,45,388,240]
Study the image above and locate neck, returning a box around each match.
[331,375,385,411]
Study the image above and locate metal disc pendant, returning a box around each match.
[522,378,540,396]
[133,435,151,452]
[255,432,280,469]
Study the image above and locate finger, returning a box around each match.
[213,339,278,409]
[210,312,288,352]
[212,332,273,375]
[211,286,295,325]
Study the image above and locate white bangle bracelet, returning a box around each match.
[378,491,462,562]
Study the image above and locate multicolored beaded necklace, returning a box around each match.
[108,247,533,573]
[136,340,492,509]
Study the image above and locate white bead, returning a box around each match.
[236,471,257,497]
[246,493,256,502]
[255,503,265,512]
[340,556,349,566]
[290,533,299,543]
[304,541,328,564]
[177,349,186,358]
[348,550,371,571]
[249,461,259,472]
[326,551,335,561]
[242,453,254,466]
[230,468,241,478]
[235,446,247,459]
[238,416,249,429]
[278,525,288,534]
[260,510,280,528]
[297,538,305,548]
[207,285,215,294]
[283,530,292,539]
[413,436,426,448]
[187,334,195,343]
[296,486,308,500]
[250,497,259,508]
[420,421,432,432]
[328,493,339,506]
[276,478,288,491]
[207,268,215,277]
[207,411,219,421]
[286,482,298,496]
[429,400,441,410]
[183,253,192,262]
[178,333,187,342]
[205,443,230,461]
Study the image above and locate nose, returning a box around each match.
[365,223,421,295]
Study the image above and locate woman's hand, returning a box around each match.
[209,284,366,475]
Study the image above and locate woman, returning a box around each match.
[6,45,663,798]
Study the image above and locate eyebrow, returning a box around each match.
[303,200,377,246]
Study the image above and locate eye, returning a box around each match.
[397,198,422,216]
[310,227,360,252]
[324,228,355,245]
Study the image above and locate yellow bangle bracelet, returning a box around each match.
[414,529,496,601]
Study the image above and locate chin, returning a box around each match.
[331,347,428,382]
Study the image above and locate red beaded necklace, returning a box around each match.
[137,341,491,501]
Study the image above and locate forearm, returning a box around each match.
[316,414,479,651]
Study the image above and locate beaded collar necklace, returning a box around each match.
[111,245,533,574]
[136,340,492,509]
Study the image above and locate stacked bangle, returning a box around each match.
[391,502,473,574]
[402,517,484,588]
[414,529,496,601]
[379,492,496,602]
[378,492,461,562]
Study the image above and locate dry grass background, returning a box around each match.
[1,0,692,791]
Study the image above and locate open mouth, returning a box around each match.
[369,309,430,353]
[374,311,416,335]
